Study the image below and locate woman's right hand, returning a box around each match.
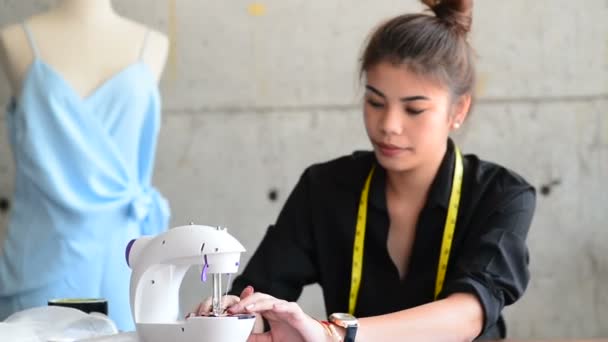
[227,292,332,342]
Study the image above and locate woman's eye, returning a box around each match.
[406,108,425,115]
[366,99,384,108]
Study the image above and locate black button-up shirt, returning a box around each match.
[231,140,536,339]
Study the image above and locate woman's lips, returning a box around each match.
[375,142,411,157]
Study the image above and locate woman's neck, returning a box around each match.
[385,142,448,203]
[55,0,115,22]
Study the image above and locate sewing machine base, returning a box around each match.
[136,315,255,342]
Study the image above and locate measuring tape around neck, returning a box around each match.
[348,146,464,315]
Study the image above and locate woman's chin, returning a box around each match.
[374,150,417,172]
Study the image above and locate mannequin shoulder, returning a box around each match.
[0,22,35,93]
[1,13,50,58]
[120,18,169,82]
[0,22,28,50]
[142,29,169,81]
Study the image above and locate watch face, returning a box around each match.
[330,313,358,327]
[331,313,354,320]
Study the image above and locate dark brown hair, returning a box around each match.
[361,0,475,99]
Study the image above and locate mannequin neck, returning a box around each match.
[55,0,116,22]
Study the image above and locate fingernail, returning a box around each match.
[245,304,255,310]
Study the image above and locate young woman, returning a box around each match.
[194,0,535,340]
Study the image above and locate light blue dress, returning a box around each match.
[0,23,170,331]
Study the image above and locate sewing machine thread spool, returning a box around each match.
[48,298,108,315]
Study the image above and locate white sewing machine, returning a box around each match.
[125,224,255,342]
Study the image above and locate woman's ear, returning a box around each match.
[450,94,471,130]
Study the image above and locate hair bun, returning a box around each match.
[421,0,473,34]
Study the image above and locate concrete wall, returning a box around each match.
[1,0,607,339]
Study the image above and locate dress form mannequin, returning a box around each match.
[0,0,168,98]
[0,0,171,331]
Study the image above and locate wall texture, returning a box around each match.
[0,0,607,338]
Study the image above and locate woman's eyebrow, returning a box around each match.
[365,85,430,102]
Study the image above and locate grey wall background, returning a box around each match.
[0,0,607,339]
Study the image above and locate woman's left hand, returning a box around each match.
[227,292,330,342]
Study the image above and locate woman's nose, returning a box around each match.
[380,105,404,136]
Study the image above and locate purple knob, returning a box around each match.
[125,239,136,267]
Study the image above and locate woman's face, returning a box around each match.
[363,61,468,172]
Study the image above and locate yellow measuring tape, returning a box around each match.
[348,146,463,315]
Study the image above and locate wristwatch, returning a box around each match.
[329,313,358,342]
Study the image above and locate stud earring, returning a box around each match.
[453,122,461,129]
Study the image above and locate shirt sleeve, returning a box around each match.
[230,168,319,301]
[440,187,536,336]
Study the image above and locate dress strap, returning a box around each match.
[138,30,151,61]
[22,22,40,58]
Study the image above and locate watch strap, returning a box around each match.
[344,325,357,342]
